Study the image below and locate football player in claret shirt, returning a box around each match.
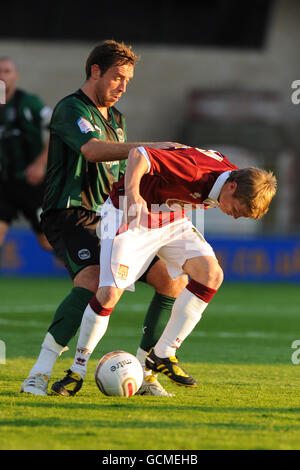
[61,145,277,388]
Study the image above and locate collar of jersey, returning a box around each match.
[205,170,232,207]
[77,89,115,122]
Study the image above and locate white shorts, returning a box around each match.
[99,198,216,291]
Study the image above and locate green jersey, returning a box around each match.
[0,89,51,181]
[43,89,127,214]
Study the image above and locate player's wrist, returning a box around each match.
[125,186,139,195]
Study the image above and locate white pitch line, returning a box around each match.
[0,303,148,314]
[0,318,295,340]
[0,304,58,313]
[0,318,48,328]
[0,303,299,315]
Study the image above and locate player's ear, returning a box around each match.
[228,181,237,195]
[90,64,101,79]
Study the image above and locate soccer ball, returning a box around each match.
[95,350,143,397]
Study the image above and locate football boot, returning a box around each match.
[136,373,175,397]
[145,349,197,388]
[51,369,83,397]
[20,373,49,396]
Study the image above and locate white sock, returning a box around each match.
[70,304,110,379]
[29,332,67,378]
[154,288,208,358]
[136,347,155,378]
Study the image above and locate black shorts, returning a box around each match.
[41,208,100,279]
[0,180,44,233]
[41,208,160,281]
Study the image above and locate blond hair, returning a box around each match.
[228,168,277,219]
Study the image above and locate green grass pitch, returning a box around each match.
[0,277,299,450]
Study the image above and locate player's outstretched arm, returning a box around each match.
[81,138,180,163]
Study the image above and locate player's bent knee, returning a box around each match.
[184,256,223,290]
[205,263,223,289]
[96,286,123,309]
[213,266,224,289]
[192,267,223,290]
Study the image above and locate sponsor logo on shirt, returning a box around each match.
[105,161,119,168]
[117,264,129,280]
[77,117,95,134]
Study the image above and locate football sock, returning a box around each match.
[29,332,66,378]
[48,286,94,347]
[136,347,157,378]
[70,297,113,378]
[139,293,176,352]
[136,347,148,367]
[28,288,94,378]
[154,281,217,358]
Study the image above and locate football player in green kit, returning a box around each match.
[21,40,187,397]
[0,57,52,259]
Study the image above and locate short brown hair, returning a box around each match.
[85,40,140,79]
[228,167,277,219]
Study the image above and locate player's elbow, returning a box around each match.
[81,140,99,162]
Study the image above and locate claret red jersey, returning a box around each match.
[110,146,238,226]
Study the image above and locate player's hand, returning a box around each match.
[147,142,187,150]
[24,160,46,185]
[124,191,149,229]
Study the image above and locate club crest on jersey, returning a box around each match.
[116,128,125,142]
[77,117,95,134]
[117,264,129,280]
[190,192,202,199]
[78,248,91,260]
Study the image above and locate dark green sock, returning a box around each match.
[48,286,94,347]
[139,292,175,352]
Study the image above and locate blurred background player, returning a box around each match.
[58,145,277,393]
[0,57,52,260]
[20,40,187,397]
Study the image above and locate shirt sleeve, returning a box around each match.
[24,94,52,130]
[51,98,101,155]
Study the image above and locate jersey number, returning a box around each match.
[196,148,223,162]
